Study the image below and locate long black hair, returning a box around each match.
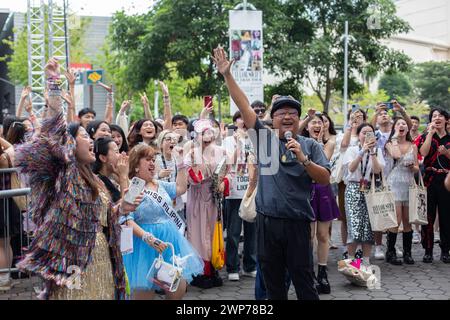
[387,117,412,145]
[110,124,129,153]
[67,122,100,200]
[93,137,115,174]
[127,119,159,149]
[321,112,337,136]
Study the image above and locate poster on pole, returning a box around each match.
[229,10,263,115]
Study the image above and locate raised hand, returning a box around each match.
[392,99,403,112]
[97,81,113,93]
[44,57,60,78]
[140,92,149,107]
[119,100,132,114]
[212,46,234,76]
[21,86,31,100]
[159,81,169,97]
[115,152,129,179]
[307,108,316,119]
[64,69,77,87]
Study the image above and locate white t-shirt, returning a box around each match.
[343,146,385,183]
[223,135,253,199]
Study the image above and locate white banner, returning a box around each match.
[229,10,263,115]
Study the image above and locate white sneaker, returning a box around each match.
[242,270,257,278]
[396,246,403,258]
[412,232,420,244]
[374,246,385,260]
[228,273,240,281]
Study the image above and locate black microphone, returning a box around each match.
[283,131,296,162]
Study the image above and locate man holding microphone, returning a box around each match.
[213,46,330,300]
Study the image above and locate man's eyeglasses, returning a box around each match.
[273,111,299,118]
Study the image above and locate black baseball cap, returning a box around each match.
[270,96,301,118]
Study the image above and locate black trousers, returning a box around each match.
[256,214,319,300]
[422,176,450,252]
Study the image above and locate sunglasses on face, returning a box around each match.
[254,108,266,114]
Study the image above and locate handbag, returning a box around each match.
[364,172,398,232]
[146,242,183,293]
[211,211,225,270]
[5,153,27,212]
[238,184,257,223]
[408,171,428,225]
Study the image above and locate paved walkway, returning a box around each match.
[1,221,450,300]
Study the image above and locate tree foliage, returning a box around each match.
[378,71,412,99]
[108,0,412,115]
[412,61,450,110]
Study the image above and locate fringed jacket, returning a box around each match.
[14,112,126,299]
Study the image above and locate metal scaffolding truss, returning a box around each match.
[26,0,69,115]
[27,0,46,112]
[48,0,69,76]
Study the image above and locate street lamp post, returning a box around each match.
[343,21,349,128]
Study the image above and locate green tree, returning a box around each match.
[412,61,450,110]
[0,11,90,85]
[378,71,412,99]
[107,0,412,116]
[264,0,412,113]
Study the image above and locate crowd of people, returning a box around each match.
[0,50,449,300]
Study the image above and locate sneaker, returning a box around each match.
[396,246,403,258]
[374,246,385,260]
[228,273,240,281]
[242,270,257,278]
[412,232,420,244]
[434,232,440,243]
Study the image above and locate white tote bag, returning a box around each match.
[409,172,428,225]
[364,172,398,232]
[330,152,344,184]
[238,185,257,223]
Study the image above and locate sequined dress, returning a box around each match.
[14,112,126,300]
[51,190,115,300]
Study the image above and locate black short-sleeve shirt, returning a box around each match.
[417,132,450,186]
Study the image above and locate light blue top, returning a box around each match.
[119,180,177,225]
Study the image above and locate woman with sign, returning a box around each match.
[120,145,203,300]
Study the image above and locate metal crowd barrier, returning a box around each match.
[0,167,33,299]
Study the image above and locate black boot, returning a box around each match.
[190,275,213,289]
[441,251,450,264]
[316,265,331,294]
[313,272,320,293]
[386,232,403,265]
[211,271,223,287]
[403,231,415,265]
[423,249,433,263]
